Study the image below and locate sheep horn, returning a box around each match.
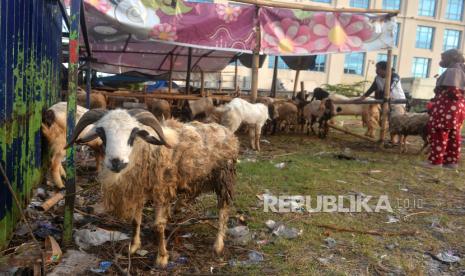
[65,109,107,148]
[128,109,168,146]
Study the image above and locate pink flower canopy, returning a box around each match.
[79,0,397,74]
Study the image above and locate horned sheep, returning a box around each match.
[66,109,239,268]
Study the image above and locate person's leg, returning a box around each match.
[444,128,461,165]
[428,128,449,165]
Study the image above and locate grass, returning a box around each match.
[196,120,465,275]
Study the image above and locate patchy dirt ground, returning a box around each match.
[3,118,465,275]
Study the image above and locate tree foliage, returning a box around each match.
[321,81,369,97]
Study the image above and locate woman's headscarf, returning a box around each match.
[436,49,465,89]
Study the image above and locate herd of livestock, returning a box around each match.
[39,87,431,267]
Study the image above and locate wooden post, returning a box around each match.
[186,47,192,94]
[64,0,81,245]
[379,49,392,144]
[234,59,238,91]
[300,81,305,96]
[293,69,301,98]
[200,71,205,96]
[218,72,223,94]
[271,56,278,98]
[85,66,91,109]
[168,53,174,93]
[250,7,260,103]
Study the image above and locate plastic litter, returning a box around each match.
[48,250,99,276]
[44,236,62,264]
[34,221,61,240]
[435,251,461,263]
[90,261,113,273]
[274,162,286,169]
[167,256,189,269]
[385,216,399,224]
[265,220,276,230]
[228,251,264,267]
[227,226,251,245]
[136,249,149,257]
[324,237,337,248]
[260,139,271,144]
[74,227,130,249]
[272,224,302,239]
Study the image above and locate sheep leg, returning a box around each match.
[51,152,65,189]
[59,165,66,178]
[213,204,229,255]
[129,208,143,254]
[248,125,256,150]
[154,205,169,268]
[254,125,262,152]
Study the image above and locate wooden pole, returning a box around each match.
[271,56,278,98]
[379,48,393,144]
[64,0,81,246]
[230,0,399,14]
[186,47,192,94]
[85,66,91,109]
[250,7,260,103]
[293,70,301,98]
[234,59,238,91]
[168,53,173,93]
[329,124,377,142]
[300,81,305,96]
[218,72,223,94]
[200,71,205,96]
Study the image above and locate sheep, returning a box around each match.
[302,99,336,138]
[77,90,107,109]
[147,99,171,121]
[41,102,104,189]
[181,97,215,121]
[107,96,139,109]
[65,109,239,267]
[206,98,269,151]
[389,110,429,153]
[271,101,298,134]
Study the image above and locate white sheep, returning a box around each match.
[66,109,239,268]
[41,102,103,189]
[206,98,269,151]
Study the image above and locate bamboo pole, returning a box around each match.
[64,0,81,246]
[271,56,278,98]
[379,49,393,144]
[85,66,91,109]
[186,47,192,94]
[293,70,301,98]
[300,81,305,96]
[200,71,205,96]
[168,53,174,93]
[329,124,377,142]
[250,7,260,103]
[234,59,238,91]
[230,0,399,14]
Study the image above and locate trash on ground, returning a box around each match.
[324,237,337,248]
[369,170,382,173]
[260,139,271,144]
[274,162,286,169]
[167,256,189,269]
[90,261,113,273]
[48,250,99,276]
[265,220,276,230]
[336,180,347,184]
[435,251,461,263]
[385,215,399,224]
[400,188,409,192]
[34,221,61,240]
[39,192,64,212]
[272,224,302,239]
[227,226,251,245]
[136,249,149,257]
[44,236,62,264]
[228,251,264,267]
[74,227,130,249]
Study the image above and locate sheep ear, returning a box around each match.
[136,129,166,146]
[128,109,169,147]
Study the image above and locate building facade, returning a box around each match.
[219,0,465,94]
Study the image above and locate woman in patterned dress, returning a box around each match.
[427,49,465,168]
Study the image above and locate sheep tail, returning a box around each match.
[214,160,236,208]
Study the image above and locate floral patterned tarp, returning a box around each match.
[79,0,396,73]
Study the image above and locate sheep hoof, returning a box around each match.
[213,239,224,255]
[156,254,169,268]
[129,242,141,254]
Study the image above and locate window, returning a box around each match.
[377,53,398,70]
[382,0,401,10]
[412,57,431,78]
[350,0,369,8]
[443,29,461,50]
[268,56,289,69]
[394,23,401,46]
[418,0,436,17]
[344,53,365,75]
[309,55,326,72]
[311,0,331,3]
[445,0,464,21]
[416,26,434,49]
